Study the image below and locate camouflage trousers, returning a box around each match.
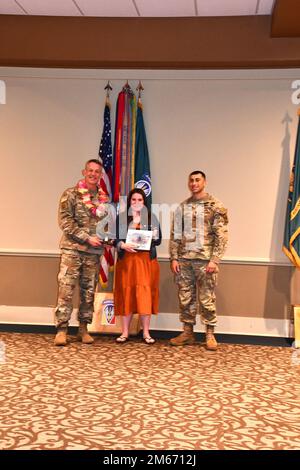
[175,259,218,327]
[54,250,100,328]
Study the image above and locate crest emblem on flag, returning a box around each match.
[135,174,152,197]
[101,299,116,325]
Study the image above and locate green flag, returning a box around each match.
[134,99,152,206]
[283,112,300,267]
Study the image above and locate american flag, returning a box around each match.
[99,99,113,199]
[99,98,114,287]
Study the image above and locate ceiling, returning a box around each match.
[0,0,275,17]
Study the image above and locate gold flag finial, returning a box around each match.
[136,80,144,100]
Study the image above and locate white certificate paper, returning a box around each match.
[126,229,153,251]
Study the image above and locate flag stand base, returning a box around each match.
[88,292,141,335]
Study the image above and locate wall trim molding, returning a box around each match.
[2,67,300,81]
[0,306,292,338]
[0,249,292,266]
[0,249,61,258]
[159,255,291,266]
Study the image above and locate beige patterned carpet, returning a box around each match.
[0,332,300,450]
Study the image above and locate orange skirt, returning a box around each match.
[114,252,160,316]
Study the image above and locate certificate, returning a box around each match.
[126,229,153,251]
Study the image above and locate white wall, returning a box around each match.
[0,67,299,263]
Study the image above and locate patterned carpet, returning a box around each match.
[0,332,300,450]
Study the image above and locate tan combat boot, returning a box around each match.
[170,323,196,346]
[54,328,67,346]
[206,326,218,351]
[77,322,94,344]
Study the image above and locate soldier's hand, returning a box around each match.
[87,236,102,247]
[171,260,180,274]
[206,261,218,273]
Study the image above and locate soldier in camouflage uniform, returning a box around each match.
[54,159,109,346]
[169,170,228,350]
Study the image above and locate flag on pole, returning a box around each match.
[134,97,152,206]
[112,91,125,203]
[283,110,300,267]
[98,96,114,287]
[112,84,137,203]
[99,98,113,198]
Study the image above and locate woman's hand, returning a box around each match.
[120,242,137,253]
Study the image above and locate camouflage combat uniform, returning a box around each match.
[169,194,228,327]
[54,186,108,328]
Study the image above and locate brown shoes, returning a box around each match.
[206,327,218,351]
[170,331,196,346]
[170,323,196,346]
[54,323,94,346]
[77,322,94,344]
[170,329,218,350]
[54,329,67,346]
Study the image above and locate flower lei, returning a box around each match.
[77,179,109,217]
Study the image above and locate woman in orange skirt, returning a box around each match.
[113,188,161,344]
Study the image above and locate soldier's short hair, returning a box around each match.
[85,159,102,168]
[189,170,206,179]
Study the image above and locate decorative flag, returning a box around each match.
[134,96,152,206]
[98,96,114,287]
[112,83,137,202]
[99,99,113,199]
[283,110,300,267]
[112,91,124,203]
